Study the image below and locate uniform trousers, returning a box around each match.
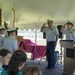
[46,41,56,68]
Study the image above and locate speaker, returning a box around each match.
[43,32,46,39]
[57,25,63,38]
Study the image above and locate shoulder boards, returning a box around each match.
[53,26,56,28]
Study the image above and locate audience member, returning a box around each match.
[2,50,27,75]
[0,49,11,74]
[23,65,42,75]
[0,26,5,48]
[3,27,18,53]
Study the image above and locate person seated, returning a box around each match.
[0,49,12,74]
[0,26,5,48]
[23,65,42,75]
[3,27,19,53]
[2,50,27,75]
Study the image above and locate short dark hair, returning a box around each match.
[0,49,11,57]
[8,50,27,75]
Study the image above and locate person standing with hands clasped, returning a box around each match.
[41,19,59,69]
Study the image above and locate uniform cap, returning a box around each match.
[47,19,53,23]
[66,21,73,26]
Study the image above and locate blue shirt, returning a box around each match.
[3,35,18,53]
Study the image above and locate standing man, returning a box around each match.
[3,27,18,53]
[41,19,59,69]
[61,21,75,40]
[0,26,5,48]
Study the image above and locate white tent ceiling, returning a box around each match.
[0,0,75,29]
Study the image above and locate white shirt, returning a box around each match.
[63,28,75,40]
[43,26,59,41]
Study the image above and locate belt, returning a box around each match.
[47,41,55,43]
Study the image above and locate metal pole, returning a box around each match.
[35,17,40,44]
[12,2,15,27]
[35,23,38,44]
[12,8,15,27]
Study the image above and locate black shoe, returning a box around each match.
[45,66,52,69]
[46,66,55,69]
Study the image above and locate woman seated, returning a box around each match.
[0,49,12,74]
[23,65,42,75]
[2,50,27,75]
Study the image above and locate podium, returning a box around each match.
[60,40,75,75]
